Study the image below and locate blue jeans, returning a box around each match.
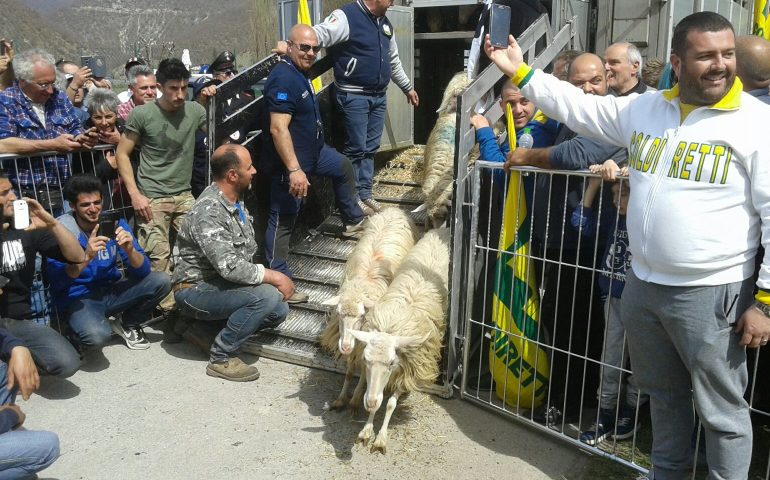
[264,144,364,277]
[335,91,387,200]
[0,363,60,479]
[64,272,171,347]
[174,278,289,362]
[0,319,79,378]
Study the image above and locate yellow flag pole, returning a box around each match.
[298,0,324,93]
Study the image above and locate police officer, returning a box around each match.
[279,0,419,216]
[262,24,365,304]
[210,51,237,81]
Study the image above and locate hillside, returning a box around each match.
[4,0,81,61]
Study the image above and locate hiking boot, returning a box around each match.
[363,198,384,213]
[206,357,260,382]
[341,220,365,239]
[162,310,183,344]
[111,320,150,350]
[287,291,309,304]
[357,200,375,217]
[579,408,615,446]
[613,404,638,440]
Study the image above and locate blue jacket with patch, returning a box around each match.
[47,215,150,309]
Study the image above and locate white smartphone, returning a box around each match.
[13,200,29,230]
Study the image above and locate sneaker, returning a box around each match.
[287,291,309,304]
[363,198,384,213]
[357,200,375,217]
[111,321,150,350]
[341,220,365,239]
[613,405,638,440]
[579,409,615,446]
[206,357,260,382]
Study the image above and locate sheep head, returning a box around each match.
[348,329,426,412]
[336,302,369,355]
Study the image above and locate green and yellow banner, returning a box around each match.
[298,0,324,93]
[489,105,549,410]
[755,0,770,39]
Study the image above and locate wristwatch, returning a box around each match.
[754,300,770,317]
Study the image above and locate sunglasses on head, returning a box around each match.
[291,42,321,54]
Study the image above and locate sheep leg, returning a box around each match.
[347,370,366,412]
[371,392,400,454]
[330,359,355,410]
[357,408,377,446]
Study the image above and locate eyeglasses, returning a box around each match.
[215,70,236,77]
[290,42,321,54]
[26,80,56,91]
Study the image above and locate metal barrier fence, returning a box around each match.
[0,145,134,330]
[458,161,770,478]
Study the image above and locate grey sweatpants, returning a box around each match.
[598,296,640,410]
[621,269,754,480]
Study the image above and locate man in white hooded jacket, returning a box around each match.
[486,11,770,480]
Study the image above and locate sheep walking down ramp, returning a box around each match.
[319,208,417,410]
[422,72,470,228]
[349,227,450,453]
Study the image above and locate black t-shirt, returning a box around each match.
[0,228,67,320]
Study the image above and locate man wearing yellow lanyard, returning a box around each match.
[487,11,770,479]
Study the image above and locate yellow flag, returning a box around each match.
[755,0,770,39]
[488,104,550,410]
[298,0,324,93]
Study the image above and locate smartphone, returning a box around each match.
[13,200,29,230]
[90,56,107,78]
[0,43,6,56]
[98,216,117,239]
[489,3,512,48]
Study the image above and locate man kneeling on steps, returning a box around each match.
[173,144,293,382]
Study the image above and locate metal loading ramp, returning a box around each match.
[239,147,451,396]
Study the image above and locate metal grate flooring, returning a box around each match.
[287,256,345,285]
[292,235,356,261]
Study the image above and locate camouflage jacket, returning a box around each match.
[173,183,264,285]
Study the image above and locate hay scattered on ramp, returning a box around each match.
[374,146,425,184]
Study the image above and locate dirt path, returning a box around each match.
[21,327,592,479]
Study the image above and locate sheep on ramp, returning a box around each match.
[349,227,450,453]
[422,72,470,228]
[320,208,417,410]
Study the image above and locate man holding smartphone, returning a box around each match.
[47,174,171,350]
[0,173,85,378]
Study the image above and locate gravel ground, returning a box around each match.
[19,328,597,480]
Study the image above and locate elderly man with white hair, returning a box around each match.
[603,42,651,96]
[0,48,97,208]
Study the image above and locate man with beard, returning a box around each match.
[47,174,170,350]
[115,58,216,338]
[603,42,650,96]
[172,144,293,382]
[487,11,770,479]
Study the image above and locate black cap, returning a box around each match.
[124,56,147,71]
[210,51,236,73]
[192,78,222,99]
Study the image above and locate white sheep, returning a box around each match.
[422,72,470,228]
[348,227,450,454]
[320,208,417,410]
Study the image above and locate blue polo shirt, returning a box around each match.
[261,58,324,174]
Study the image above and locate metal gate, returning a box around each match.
[449,4,770,478]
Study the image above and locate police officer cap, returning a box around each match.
[211,51,236,73]
[124,57,147,71]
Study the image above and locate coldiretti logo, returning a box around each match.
[628,131,733,184]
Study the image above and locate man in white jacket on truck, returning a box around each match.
[487,11,770,480]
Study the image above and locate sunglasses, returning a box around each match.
[291,42,321,54]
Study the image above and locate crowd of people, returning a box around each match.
[0,0,419,475]
[0,1,767,478]
[482,10,770,480]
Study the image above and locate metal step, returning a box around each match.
[373,178,422,188]
[291,279,339,306]
[287,256,345,285]
[372,183,424,205]
[241,333,347,373]
[292,235,356,262]
[264,307,329,343]
[319,205,428,230]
